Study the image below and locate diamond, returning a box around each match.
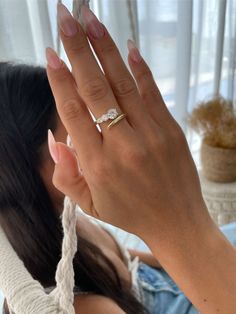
[96,108,119,124]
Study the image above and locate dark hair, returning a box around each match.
[0,62,148,314]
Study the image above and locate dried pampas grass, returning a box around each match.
[188,96,236,149]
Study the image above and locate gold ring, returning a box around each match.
[107,113,127,129]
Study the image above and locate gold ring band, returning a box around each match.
[107,113,127,129]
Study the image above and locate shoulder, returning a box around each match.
[74,294,125,314]
[76,212,111,245]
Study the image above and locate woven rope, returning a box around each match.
[56,0,62,55]
[201,141,236,182]
[0,226,62,313]
[126,0,139,48]
[52,136,78,314]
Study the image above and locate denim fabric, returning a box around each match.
[136,222,236,314]
[136,262,198,314]
[219,221,236,247]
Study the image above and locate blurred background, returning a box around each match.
[0,0,236,164]
[0,0,235,127]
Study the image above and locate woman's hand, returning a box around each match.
[46,4,209,241]
[46,4,236,313]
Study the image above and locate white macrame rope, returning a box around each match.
[53,196,77,314]
[126,0,140,48]
[53,135,78,314]
[0,226,62,314]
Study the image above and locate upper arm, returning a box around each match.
[74,294,125,314]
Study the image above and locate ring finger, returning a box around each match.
[80,6,149,129]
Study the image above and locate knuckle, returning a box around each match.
[53,168,80,190]
[113,79,136,98]
[61,98,82,121]
[136,67,153,83]
[99,42,116,55]
[65,33,88,56]
[49,71,69,85]
[52,172,64,191]
[141,88,159,103]
[82,77,109,101]
[69,42,88,57]
[124,148,147,166]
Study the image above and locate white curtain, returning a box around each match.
[1,0,235,128]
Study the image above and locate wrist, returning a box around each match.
[141,201,214,253]
[145,207,236,313]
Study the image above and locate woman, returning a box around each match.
[0,61,200,314]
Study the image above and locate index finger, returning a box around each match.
[45,47,102,164]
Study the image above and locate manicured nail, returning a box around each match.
[57,3,78,37]
[48,129,60,164]
[127,39,142,63]
[81,5,105,39]
[45,47,62,69]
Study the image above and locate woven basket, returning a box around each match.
[201,141,236,183]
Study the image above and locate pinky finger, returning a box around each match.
[127,39,171,122]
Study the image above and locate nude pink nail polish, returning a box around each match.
[127,39,142,63]
[46,47,62,69]
[48,129,59,164]
[57,3,78,37]
[81,5,105,39]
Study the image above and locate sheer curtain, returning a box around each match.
[1,0,235,126]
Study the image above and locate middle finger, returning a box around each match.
[58,4,130,136]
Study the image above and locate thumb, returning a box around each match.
[48,131,98,217]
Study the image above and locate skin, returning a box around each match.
[40,115,161,311]
[45,4,236,314]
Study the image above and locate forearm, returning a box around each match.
[146,213,236,313]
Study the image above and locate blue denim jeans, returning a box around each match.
[136,222,236,314]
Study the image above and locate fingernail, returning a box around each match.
[57,3,78,37]
[48,129,60,164]
[46,47,62,69]
[81,5,105,39]
[127,39,142,63]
